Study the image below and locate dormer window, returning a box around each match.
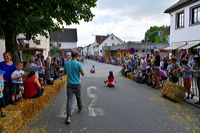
[176,11,184,28]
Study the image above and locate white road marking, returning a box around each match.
[59,98,77,118]
[87,86,104,117]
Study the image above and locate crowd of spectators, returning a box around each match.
[88,50,200,104]
[0,52,65,117]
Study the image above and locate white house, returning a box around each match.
[164,0,200,55]
[82,46,88,56]
[0,34,50,61]
[88,43,95,56]
[98,33,125,56]
[50,28,77,55]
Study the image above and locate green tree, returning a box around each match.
[0,0,97,61]
[142,25,170,43]
[50,45,61,56]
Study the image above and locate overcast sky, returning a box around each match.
[68,0,176,47]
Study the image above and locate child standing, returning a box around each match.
[181,59,193,99]
[11,62,26,105]
[0,70,6,117]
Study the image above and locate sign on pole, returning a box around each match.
[129,48,135,54]
[158,31,162,37]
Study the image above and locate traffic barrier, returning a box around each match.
[178,76,200,99]
[0,76,67,133]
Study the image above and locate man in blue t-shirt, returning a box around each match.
[64,51,84,124]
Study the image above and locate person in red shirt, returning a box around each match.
[23,71,44,99]
[104,71,116,87]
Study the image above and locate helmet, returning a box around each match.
[109,70,113,73]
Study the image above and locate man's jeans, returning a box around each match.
[66,84,82,118]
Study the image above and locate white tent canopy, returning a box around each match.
[194,46,200,49]
[179,40,200,50]
[164,42,186,50]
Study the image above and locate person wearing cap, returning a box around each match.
[64,51,84,124]
[0,52,16,105]
[0,70,6,117]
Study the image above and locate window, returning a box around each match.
[191,6,200,24]
[111,36,114,40]
[104,43,107,46]
[176,11,184,28]
[112,43,115,46]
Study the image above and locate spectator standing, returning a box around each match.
[154,49,160,67]
[64,51,84,124]
[11,62,26,105]
[35,54,45,78]
[168,57,181,83]
[26,56,39,78]
[181,59,193,99]
[0,52,16,105]
[44,56,51,80]
[0,70,6,117]
[190,57,200,104]
[51,57,60,79]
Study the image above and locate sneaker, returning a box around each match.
[78,104,84,113]
[191,94,194,99]
[1,112,6,117]
[152,84,156,88]
[65,117,71,124]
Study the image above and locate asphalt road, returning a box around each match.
[27,60,200,133]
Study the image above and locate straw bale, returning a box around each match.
[127,73,132,78]
[131,74,136,81]
[0,111,22,133]
[0,76,67,133]
[161,81,187,102]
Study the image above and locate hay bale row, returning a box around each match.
[126,73,136,81]
[0,76,67,133]
[0,111,22,133]
[127,73,132,78]
[161,81,187,102]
